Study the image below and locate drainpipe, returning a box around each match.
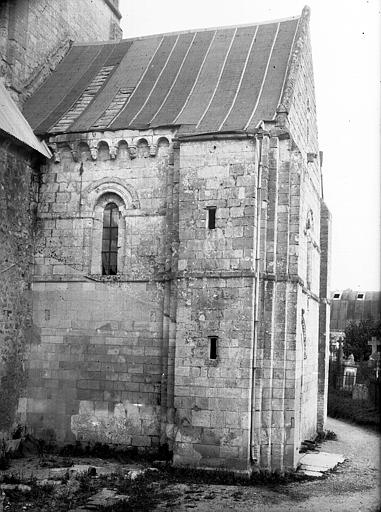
[249,130,264,465]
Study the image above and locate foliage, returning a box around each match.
[0,441,10,470]
[1,456,314,511]
[328,389,380,429]
[343,319,381,361]
[316,430,337,443]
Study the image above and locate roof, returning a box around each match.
[330,290,381,331]
[23,13,304,137]
[0,81,51,157]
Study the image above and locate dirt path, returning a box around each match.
[1,418,379,511]
[157,418,381,512]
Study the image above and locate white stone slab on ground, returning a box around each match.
[298,451,346,477]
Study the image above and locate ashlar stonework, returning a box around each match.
[2,5,331,473]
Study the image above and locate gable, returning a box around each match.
[23,17,301,136]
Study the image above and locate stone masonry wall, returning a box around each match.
[172,129,326,472]
[0,139,39,437]
[287,25,320,181]
[18,125,328,468]
[19,130,177,448]
[299,162,322,441]
[173,138,257,471]
[282,19,329,445]
[247,124,324,470]
[0,0,122,103]
[317,202,331,430]
[251,134,301,471]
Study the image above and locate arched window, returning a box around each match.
[102,203,119,275]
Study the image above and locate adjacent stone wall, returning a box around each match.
[0,139,39,437]
[19,130,177,448]
[0,0,122,103]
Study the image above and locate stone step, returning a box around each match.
[298,451,346,477]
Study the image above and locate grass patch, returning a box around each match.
[0,441,10,470]
[328,388,380,429]
[98,473,179,511]
[316,429,337,443]
[150,464,311,487]
[1,460,314,511]
[58,440,172,463]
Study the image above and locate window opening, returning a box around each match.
[207,207,216,229]
[209,336,218,360]
[102,202,119,275]
[357,293,364,300]
[343,370,355,389]
[333,293,341,299]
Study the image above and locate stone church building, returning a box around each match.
[0,1,331,473]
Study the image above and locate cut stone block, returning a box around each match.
[298,451,346,477]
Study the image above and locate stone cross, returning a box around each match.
[368,337,380,355]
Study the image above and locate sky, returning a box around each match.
[118,0,380,291]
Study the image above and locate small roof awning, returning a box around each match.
[0,81,51,158]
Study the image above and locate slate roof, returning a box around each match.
[330,290,381,331]
[23,15,302,136]
[0,81,51,157]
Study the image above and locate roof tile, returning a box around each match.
[23,17,300,135]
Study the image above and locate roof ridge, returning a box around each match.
[71,14,301,47]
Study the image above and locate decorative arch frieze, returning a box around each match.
[89,140,98,160]
[48,142,61,163]
[68,143,79,162]
[48,131,174,163]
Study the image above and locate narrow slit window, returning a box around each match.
[209,336,218,360]
[207,207,216,229]
[102,202,119,275]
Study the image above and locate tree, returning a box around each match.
[343,319,381,361]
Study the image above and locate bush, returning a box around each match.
[328,388,380,428]
[316,429,337,443]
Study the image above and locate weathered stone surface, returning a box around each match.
[0,0,122,104]
[298,451,346,477]
[85,488,129,508]
[0,4,331,474]
[0,141,37,437]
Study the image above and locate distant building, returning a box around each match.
[329,291,381,402]
[330,289,381,355]
[330,290,381,332]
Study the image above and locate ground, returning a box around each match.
[159,419,380,512]
[1,418,379,511]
